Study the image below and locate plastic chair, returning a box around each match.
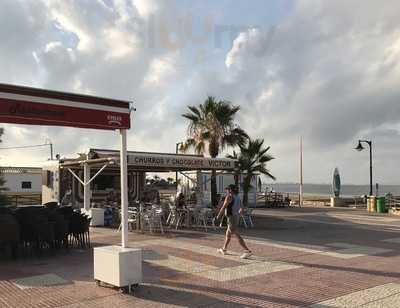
[195,208,216,232]
[240,208,254,228]
[167,205,184,229]
[141,207,164,233]
[152,206,164,234]
[128,210,138,231]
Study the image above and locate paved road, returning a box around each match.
[1,206,400,307]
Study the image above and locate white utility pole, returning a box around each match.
[120,129,129,248]
[299,137,303,207]
[83,163,91,211]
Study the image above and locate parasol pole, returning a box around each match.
[299,136,303,207]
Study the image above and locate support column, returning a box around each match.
[369,142,373,196]
[71,175,76,207]
[299,137,303,207]
[83,163,91,211]
[120,129,129,248]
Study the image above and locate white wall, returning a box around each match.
[41,162,60,203]
[3,173,42,193]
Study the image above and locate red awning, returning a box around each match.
[0,83,131,130]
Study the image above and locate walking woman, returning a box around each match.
[216,184,252,259]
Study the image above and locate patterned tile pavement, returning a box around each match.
[1,206,400,307]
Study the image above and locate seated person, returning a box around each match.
[106,190,117,204]
[175,192,186,209]
[189,191,197,205]
[61,189,72,206]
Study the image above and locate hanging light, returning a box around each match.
[355,140,364,151]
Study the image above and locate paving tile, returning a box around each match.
[143,250,218,274]
[244,238,393,259]
[149,244,243,268]
[130,239,258,264]
[1,208,400,308]
[310,283,400,307]
[196,260,301,282]
[326,243,392,258]
[382,237,400,243]
[362,293,400,308]
[13,273,70,289]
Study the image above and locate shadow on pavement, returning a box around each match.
[134,281,312,307]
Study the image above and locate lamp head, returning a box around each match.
[355,141,364,151]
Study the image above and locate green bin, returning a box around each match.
[376,197,386,213]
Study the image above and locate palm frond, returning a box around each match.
[223,127,248,148]
[180,138,196,153]
[195,141,206,155]
[182,113,200,123]
[226,150,238,160]
[252,165,276,180]
[187,105,202,118]
[259,154,274,163]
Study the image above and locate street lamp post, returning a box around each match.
[355,139,373,196]
[175,142,184,191]
[45,138,53,160]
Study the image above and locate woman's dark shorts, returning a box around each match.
[226,214,240,232]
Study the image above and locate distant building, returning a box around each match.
[0,166,42,195]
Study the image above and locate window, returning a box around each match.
[42,170,53,188]
[203,175,207,191]
[21,181,32,189]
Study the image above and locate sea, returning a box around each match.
[263,183,400,197]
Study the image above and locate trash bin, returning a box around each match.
[376,196,386,213]
[367,196,376,212]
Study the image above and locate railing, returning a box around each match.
[256,192,291,207]
[385,194,400,209]
[6,193,42,206]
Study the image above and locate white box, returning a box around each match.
[93,245,142,287]
[330,197,344,207]
[81,208,104,226]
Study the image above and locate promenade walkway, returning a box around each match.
[1,206,400,307]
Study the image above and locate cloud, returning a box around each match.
[211,1,400,183]
[0,0,50,86]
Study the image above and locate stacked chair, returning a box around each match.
[0,207,20,258]
[57,206,91,249]
[0,204,91,259]
[15,206,55,256]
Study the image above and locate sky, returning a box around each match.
[1,0,400,185]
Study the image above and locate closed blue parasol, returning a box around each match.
[332,167,341,197]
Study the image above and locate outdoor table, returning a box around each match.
[184,207,196,227]
[174,208,187,228]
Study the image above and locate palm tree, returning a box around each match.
[181,96,248,207]
[227,150,241,188]
[228,138,276,208]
